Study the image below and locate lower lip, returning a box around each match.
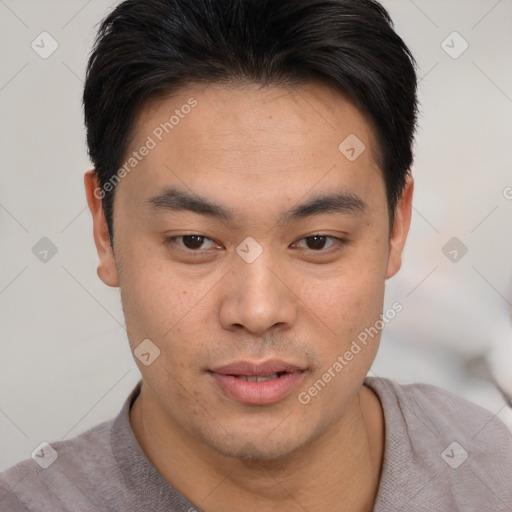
[210,371,306,405]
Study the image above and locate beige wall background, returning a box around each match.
[1,0,511,470]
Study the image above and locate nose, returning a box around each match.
[218,249,297,336]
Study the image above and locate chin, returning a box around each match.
[198,423,317,467]
[234,441,301,466]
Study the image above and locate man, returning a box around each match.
[1,0,510,510]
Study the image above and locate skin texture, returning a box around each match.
[84,81,413,512]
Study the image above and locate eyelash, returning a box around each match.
[164,234,347,255]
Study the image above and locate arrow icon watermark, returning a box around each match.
[32,237,58,263]
[338,134,365,161]
[441,441,468,469]
[236,237,263,263]
[31,442,58,469]
[442,237,468,263]
[134,339,161,366]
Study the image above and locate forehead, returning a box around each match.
[120,81,384,213]
[136,81,377,150]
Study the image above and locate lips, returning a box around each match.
[236,373,281,382]
[209,359,306,405]
[211,359,304,376]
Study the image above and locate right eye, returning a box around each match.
[165,234,220,251]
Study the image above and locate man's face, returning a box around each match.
[87,81,411,461]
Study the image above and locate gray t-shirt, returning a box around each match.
[1,377,511,511]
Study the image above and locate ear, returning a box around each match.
[385,176,414,279]
[84,170,119,287]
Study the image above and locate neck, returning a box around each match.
[130,383,384,512]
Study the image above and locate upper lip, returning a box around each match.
[210,359,305,376]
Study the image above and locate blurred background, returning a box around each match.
[1,0,511,471]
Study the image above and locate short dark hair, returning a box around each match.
[84,0,417,244]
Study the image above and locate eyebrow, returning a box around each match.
[144,187,367,223]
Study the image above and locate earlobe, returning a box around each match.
[84,170,119,287]
[385,176,414,279]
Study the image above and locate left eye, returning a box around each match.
[294,235,341,251]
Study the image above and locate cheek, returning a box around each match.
[295,250,388,385]
[116,241,214,349]
[299,242,388,332]
[118,258,214,395]
[302,277,385,367]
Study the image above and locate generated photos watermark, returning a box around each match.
[298,301,403,405]
[94,97,198,200]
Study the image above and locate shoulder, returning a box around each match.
[366,377,512,511]
[367,376,511,443]
[0,417,120,512]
